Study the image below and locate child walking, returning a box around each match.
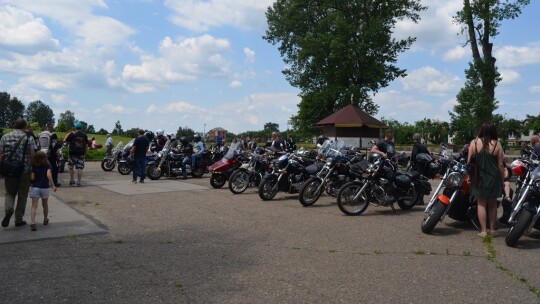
[29,151,57,231]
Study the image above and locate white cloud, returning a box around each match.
[499,69,520,85]
[0,6,59,53]
[529,86,540,93]
[104,104,127,114]
[229,80,242,88]
[165,101,208,113]
[443,46,467,61]
[495,43,540,68]
[121,35,232,92]
[400,66,462,96]
[145,104,158,114]
[244,47,255,63]
[164,0,273,31]
[51,94,67,104]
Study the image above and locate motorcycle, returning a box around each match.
[228,147,272,194]
[505,146,540,247]
[337,151,431,216]
[208,142,248,188]
[258,149,322,201]
[101,142,123,171]
[298,140,361,206]
[146,139,205,180]
[117,139,136,175]
[420,146,478,233]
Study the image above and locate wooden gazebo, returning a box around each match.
[315,104,386,148]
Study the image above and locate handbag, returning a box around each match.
[0,135,28,179]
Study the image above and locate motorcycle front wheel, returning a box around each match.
[146,164,162,180]
[210,173,227,188]
[337,182,369,216]
[101,158,115,171]
[420,200,447,234]
[117,162,132,175]
[258,178,278,201]
[298,177,322,206]
[191,166,205,178]
[505,209,533,247]
[229,170,250,194]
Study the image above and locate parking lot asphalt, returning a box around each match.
[1,162,539,303]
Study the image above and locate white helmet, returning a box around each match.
[156,129,164,136]
[166,132,174,139]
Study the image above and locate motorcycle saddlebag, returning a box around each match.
[394,174,411,188]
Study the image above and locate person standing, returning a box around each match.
[39,122,61,187]
[409,133,429,171]
[64,122,88,187]
[130,129,150,183]
[29,151,57,231]
[0,118,37,227]
[468,122,505,237]
[531,134,540,156]
[105,134,113,156]
[371,129,396,163]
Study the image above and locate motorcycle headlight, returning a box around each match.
[445,172,464,188]
[326,159,334,167]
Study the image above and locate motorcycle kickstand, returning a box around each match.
[390,204,398,215]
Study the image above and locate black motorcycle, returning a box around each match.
[228,147,272,194]
[337,152,431,216]
[146,139,205,180]
[505,146,540,247]
[298,140,360,206]
[117,139,136,175]
[258,150,322,201]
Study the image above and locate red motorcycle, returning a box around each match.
[208,142,248,188]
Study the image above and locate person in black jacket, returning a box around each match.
[409,133,429,171]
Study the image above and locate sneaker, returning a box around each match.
[69,180,76,186]
[2,209,14,227]
[139,180,145,183]
[76,182,81,187]
[15,221,27,227]
[132,180,137,184]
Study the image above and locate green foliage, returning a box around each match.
[124,127,140,138]
[112,120,123,135]
[0,92,25,128]
[176,126,195,140]
[522,113,540,134]
[25,100,55,128]
[97,128,109,135]
[87,124,96,134]
[58,110,76,131]
[263,122,279,133]
[264,0,426,134]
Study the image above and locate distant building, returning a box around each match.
[207,127,228,142]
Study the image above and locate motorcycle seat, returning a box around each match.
[398,170,420,180]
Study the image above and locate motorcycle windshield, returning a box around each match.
[162,139,172,154]
[123,139,135,153]
[114,142,123,150]
[321,140,345,158]
[224,142,243,160]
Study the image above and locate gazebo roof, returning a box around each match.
[315,104,386,128]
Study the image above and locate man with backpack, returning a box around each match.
[38,122,61,187]
[64,122,88,186]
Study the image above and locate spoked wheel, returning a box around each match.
[298,177,322,206]
[420,200,447,234]
[505,209,533,247]
[118,162,132,175]
[146,164,162,180]
[229,170,250,194]
[258,178,278,201]
[101,158,115,171]
[337,182,369,216]
[210,173,227,188]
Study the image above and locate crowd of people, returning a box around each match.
[1,119,539,236]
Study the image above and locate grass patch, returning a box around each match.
[373,250,382,255]
[413,249,426,255]
[174,282,183,289]
[328,249,338,253]
[462,251,471,256]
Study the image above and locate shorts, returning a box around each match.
[30,187,50,199]
[68,155,86,169]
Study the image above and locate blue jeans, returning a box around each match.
[191,153,202,167]
[133,156,147,181]
[182,157,191,177]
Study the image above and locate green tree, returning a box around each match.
[25,100,55,128]
[0,92,25,128]
[87,124,96,134]
[97,128,109,135]
[176,126,195,140]
[264,0,426,134]
[58,110,76,131]
[522,113,540,134]
[112,120,123,135]
[263,122,280,133]
[124,128,139,138]
[452,0,530,129]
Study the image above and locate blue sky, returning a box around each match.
[0,0,539,135]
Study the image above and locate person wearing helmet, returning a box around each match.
[191,134,206,169]
[155,129,167,152]
[178,136,194,179]
[409,133,429,172]
[166,132,177,148]
[64,121,88,186]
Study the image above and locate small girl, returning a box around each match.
[29,151,57,231]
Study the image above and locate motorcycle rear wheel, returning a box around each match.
[191,166,205,178]
[101,158,115,171]
[229,170,249,194]
[398,191,421,210]
[117,162,132,175]
[505,209,533,247]
[210,173,227,188]
[146,164,162,180]
[421,200,447,234]
[337,182,369,216]
[299,177,322,206]
[258,178,278,201]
